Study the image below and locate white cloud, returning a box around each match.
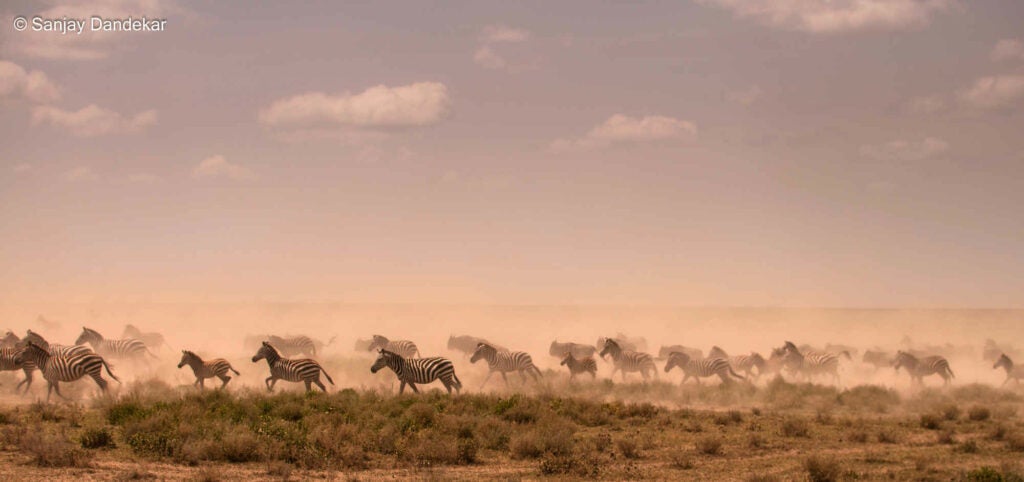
[860,137,949,161]
[726,85,762,106]
[0,61,61,103]
[991,39,1024,62]
[696,0,955,34]
[474,25,532,71]
[552,114,698,151]
[258,82,450,137]
[32,104,157,137]
[64,166,98,182]
[904,95,946,114]
[192,155,255,181]
[957,74,1024,110]
[3,0,181,60]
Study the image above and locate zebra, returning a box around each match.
[892,350,954,386]
[251,341,334,392]
[448,335,506,357]
[0,347,35,393]
[122,324,171,351]
[15,341,119,402]
[598,338,657,381]
[596,336,642,354]
[779,341,844,384]
[707,346,765,380]
[177,350,240,390]
[75,327,156,360]
[560,353,597,380]
[994,354,1024,386]
[861,350,891,370]
[657,344,703,360]
[370,349,462,394]
[470,342,542,388]
[23,330,93,357]
[549,340,596,359]
[367,335,420,359]
[267,335,318,358]
[664,351,745,384]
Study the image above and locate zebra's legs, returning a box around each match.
[304,380,312,391]
[408,383,419,394]
[399,381,407,394]
[16,368,32,394]
[314,379,327,392]
[479,371,493,389]
[199,378,206,390]
[218,375,231,389]
[266,376,278,392]
[500,371,510,386]
[50,382,69,401]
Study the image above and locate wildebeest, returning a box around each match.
[861,350,891,370]
[448,335,507,357]
[657,344,703,360]
[549,340,596,359]
[122,324,171,351]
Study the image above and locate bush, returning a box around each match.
[781,418,810,437]
[407,431,462,466]
[921,413,942,430]
[714,410,743,426]
[476,417,511,450]
[941,404,961,421]
[19,430,92,468]
[616,436,641,459]
[265,461,293,478]
[969,406,992,422]
[218,428,260,463]
[538,451,601,478]
[669,449,694,469]
[748,433,766,448]
[847,429,868,443]
[804,455,841,482]
[509,418,575,459]
[79,426,115,449]
[696,435,723,455]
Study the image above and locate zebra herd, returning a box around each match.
[1,325,1022,401]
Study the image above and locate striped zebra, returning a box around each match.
[251,341,334,392]
[16,341,119,402]
[267,335,318,358]
[370,349,462,394]
[177,350,240,390]
[994,354,1024,386]
[707,346,766,380]
[893,351,954,386]
[0,347,35,393]
[470,342,542,388]
[777,341,844,384]
[75,327,155,360]
[560,353,597,380]
[24,330,93,357]
[664,351,745,384]
[123,325,171,351]
[598,338,657,381]
[549,340,596,359]
[367,335,420,359]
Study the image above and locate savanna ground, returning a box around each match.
[2,365,1024,481]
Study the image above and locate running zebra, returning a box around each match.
[707,347,766,380]
[75,327,156,360]
[367,335,420,359]
[892,350,954,386]
[24,330,93,357]
[16,341,119,402]
[994,354,1024,386]
[470,342,542,388]
[779,341,844,384]
[267,335,318,358]
[549,340,596,359]
[177,350,240,390]
[122,324,171,351]
[0,347,35,393]
[598,338,657,381]
[560,353,597,380]
[251,341,334,392]
[664,351,745,384]
[370,349,462,394]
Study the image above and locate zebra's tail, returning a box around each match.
[144,347,160,360]
[532,364,544,378]
[102,358,121,383]
[452,372,463,390]
[228,364,240,376]
[728,366,746,381]
[320,366,335,385]
[946,364,955,379]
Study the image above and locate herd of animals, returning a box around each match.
[0,325,1023,402]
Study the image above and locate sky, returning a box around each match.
[1,0,1023,307]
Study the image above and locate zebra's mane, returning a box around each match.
[261,341,283,358]
[81,327,104,340]
[667,351,691,364]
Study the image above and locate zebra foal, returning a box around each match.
[560,353,597,380]
[598,338,657,381]
[370,349,462,394]
[178,350,240,390]
[994,354,1024,386]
